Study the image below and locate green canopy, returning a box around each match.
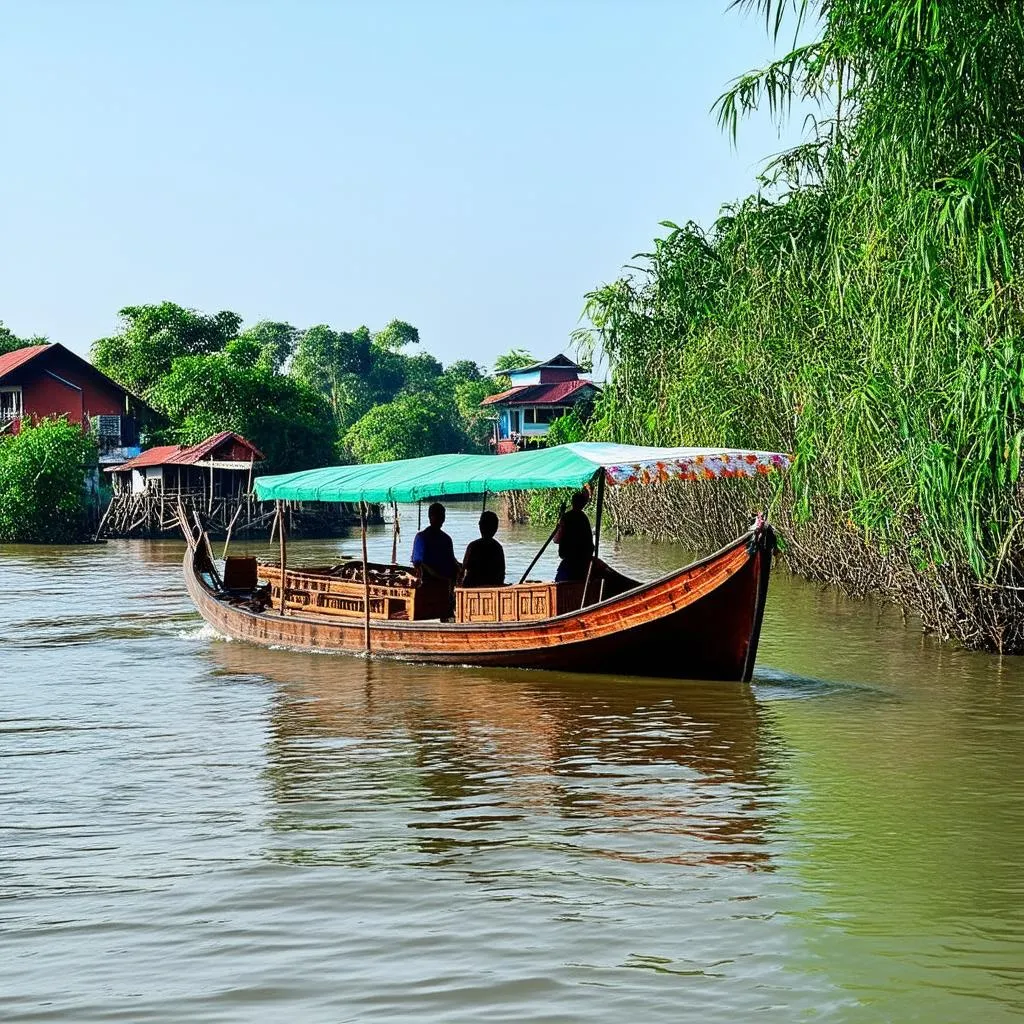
[253,443,790,504]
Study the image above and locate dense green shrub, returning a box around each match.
[0,419,97,543]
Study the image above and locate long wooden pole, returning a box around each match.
[593,471,606,558]
[361,501,371,653]
[580,472,606,609]
[518,515,562,585]
[277,500,287,615]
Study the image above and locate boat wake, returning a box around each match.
[176,623,233,643]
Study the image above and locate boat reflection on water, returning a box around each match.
[207,641,783,871]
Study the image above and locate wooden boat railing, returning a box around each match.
[258,561,448,621]
[253,559,603,625]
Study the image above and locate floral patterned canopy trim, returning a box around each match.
[599,449,792,487]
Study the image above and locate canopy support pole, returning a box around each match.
[361,501,371,654]
[481,490,487,512]
[277,500,287,615]
[580,471,606,610]
[390,501,399,566]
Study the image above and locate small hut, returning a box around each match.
[107,431,264,501]
[98,431,267,537]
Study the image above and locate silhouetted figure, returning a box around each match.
[461,510,506,587]
[554,489,594,582]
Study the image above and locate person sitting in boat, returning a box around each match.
[554,489,597,582]
[460,510,506,587]
[411,502,460,586]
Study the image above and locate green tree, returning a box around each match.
[341,392,466,464]
[399,351,444,394]
[237,321,300,372]
[372,319,420,351]
[148,344,334,471]
[0,418,97,543]
[92,302,241,397]
[291,324,373,428]
[445,359,484,383]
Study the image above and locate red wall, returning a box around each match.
[13,350,126,430]
[538,367,580,383]
[214,437,261,461]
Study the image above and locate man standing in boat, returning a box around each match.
[554,489,597,582]
[411,502,460,587]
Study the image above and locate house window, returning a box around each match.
[524,406,568,425]
[0,387,23,422]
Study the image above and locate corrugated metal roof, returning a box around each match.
[107,431,264,471]
[109,445,181,470]
[480,380,599,407]
[0,344,50,382]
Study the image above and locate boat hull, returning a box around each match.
[184,528,774,682]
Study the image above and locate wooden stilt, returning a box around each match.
[361,501,372,653]
[93,499,114,541]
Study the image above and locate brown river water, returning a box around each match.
[2,504,1023,1022]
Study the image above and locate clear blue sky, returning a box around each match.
[0,1,798,367]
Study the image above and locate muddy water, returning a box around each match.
[2,504,1022,1022]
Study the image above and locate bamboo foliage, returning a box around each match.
[576,0,1024,651]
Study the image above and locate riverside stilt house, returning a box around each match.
[481,354,600,453]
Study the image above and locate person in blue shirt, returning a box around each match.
[411,502,459,585]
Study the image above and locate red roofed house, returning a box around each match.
[480,354,600,453]
[0,342,149,465]
[107,431,264,503]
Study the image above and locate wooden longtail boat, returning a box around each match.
[181,442,790,682]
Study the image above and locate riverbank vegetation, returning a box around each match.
[91,303,521,472]
[576,0,1024,651]
[0,419,97,543]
